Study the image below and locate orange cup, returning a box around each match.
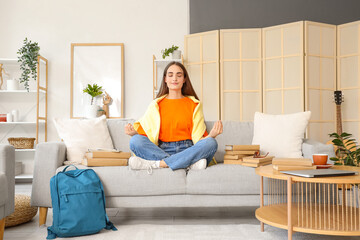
[312,154,328,165]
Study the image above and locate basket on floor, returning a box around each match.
[5,194,38,227]
[7,137,35,149]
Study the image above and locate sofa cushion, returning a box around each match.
[107,119,135,152]
[53,116,114,163]
[186,164,260,195]
[57,165,187,196]
[205,121,254,163]
[252,111,311,158]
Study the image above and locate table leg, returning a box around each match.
[287,177,293,240]
[260,176,264,232]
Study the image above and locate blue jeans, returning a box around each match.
[129,134,218,170]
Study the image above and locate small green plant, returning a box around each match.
[328,132,359,166]
[17,38,40,91]
[161,45,179,59]
[83,84,103,105]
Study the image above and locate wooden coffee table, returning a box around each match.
[255,165,360,239]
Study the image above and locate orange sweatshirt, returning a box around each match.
[137,97,208,142]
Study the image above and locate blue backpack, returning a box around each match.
[47,165,117,239]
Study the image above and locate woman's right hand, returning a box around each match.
[124,123,138,136]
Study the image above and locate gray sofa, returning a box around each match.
[0,144,15,239]
[29,120,334,225]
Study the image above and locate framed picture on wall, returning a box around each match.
[70,43,124,119]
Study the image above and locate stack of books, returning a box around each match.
[82,149,131,166]
[272,158,316,171]
[242,155,274,167]
[223,145,260,165]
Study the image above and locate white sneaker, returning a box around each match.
[189,159,207,170]
[128,156,158,174]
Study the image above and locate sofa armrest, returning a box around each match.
[0,144,15,217]
[302,139,335,163]
[31,142,66,208]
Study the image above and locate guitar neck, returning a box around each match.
[336,105,342,135]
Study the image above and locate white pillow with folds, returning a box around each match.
[252,111,311,158]
[53,115,114,163]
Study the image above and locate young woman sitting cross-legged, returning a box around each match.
[124,62,223,173]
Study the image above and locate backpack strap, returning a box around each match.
[46,227,57,239]
[62,165,78,172]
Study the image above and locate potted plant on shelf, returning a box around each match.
[17,38,40,91]
[161,45,181,59]
[83,83,103,118]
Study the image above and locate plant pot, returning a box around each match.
[7,79,19,90]
[172,50,181,59]
[84,105,100,119]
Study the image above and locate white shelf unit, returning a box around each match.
[0,56,48,181]
[152,55,183,99]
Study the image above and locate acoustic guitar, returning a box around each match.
[327,90,355,152]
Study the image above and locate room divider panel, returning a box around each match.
[337,20,360,142]
[220,29,262,121]
[184,30,220,121]
[305,22,336,143]
[262,21,305,115]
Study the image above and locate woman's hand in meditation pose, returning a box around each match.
[208,120,223,138]
[124,123,138,136]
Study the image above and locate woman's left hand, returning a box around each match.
[208,120,223,138]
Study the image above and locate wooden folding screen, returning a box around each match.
[262,21,304,115]
[305,21,337,143]
[184,30,220,121]
[220,29,262,121]
[337,20,360,142]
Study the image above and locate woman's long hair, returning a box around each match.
[156,62,199,100]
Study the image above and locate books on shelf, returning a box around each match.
[225,145,260,151]
[272,158,312,166]
[82,149,131,166]
[273,165,317,171]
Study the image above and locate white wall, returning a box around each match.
[0,0,188,141]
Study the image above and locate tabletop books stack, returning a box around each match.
[82,149,131,166]
[242,155,274,167]
[223,145,260,165]
[272,158,316,171]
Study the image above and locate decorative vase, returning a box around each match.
[7,79,19,90]
[172,50,181,59]
[84,105,100,119]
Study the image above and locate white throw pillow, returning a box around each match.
[53,115,114,163]
[252,111,311,158]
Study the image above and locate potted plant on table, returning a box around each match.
[161,45,181,59]
[83,83,103,118]
[17,38,40,91]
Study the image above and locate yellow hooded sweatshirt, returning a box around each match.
[133,94,206,146]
